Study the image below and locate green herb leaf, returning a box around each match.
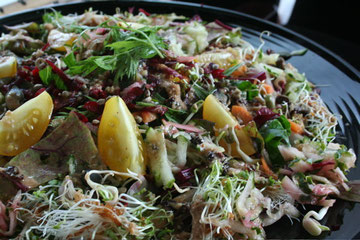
[39,66,52,85]
[67,26,166,84]
[237,81,259,101]
[223,63,244,76]
[259,115,291,167]
[63,52,76,68]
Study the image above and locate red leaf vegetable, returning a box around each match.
[84,101,103,114]
[176,168,194,183]
[253,107,280,127]
[74,112,88,123]
[45,60,75,90]
[211,69,225,79]
[215,19,233,30]
[138,8,151,16]
[120,81,145,106]
[238,71,266,81]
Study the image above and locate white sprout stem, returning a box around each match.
[302,206,330,236]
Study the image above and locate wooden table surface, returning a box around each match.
[0,0,76,17]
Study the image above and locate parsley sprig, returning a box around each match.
[65,24,166,84]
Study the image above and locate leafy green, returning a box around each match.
[192,83,215,100]
[39,66,67,90]
[66,26,166,84]
[294,172,312,194]
[237,81,259,101]
[223,63,244,76]
[38,66,52,85]
[63,52,76,67]
[42,11,63,24]
[259,115,291,167]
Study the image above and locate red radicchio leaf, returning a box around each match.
[253,107,280,127]
[237,71,266,81]
[211,69,225,79]
[41,42,50,51]
[120,81,145,106]
[215,19,233,30]
[176,168,194,183]
[138,8,151,16]
[74,112,88,123]
[84,101,103,114]
[45,60,75,90]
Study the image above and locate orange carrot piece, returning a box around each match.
[140,111,157,123]
[230,64,247,78]
[289,120,304,135]
[261,156,277,180]
[132,111,157,123]
[231,105,253,124]
[262,84,274,94]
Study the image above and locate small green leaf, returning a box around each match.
[39,66,52,85]
[63,52,76,68]
[237,81,259,101]
[223,63,244,76]
[54,75,67,90]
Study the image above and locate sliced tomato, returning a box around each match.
[203,94,256,156]
[0,91,53,156]
[98,96,146,175]
[0,56,17,79]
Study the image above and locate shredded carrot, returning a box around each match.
[230,64,247,78]
[261,156,277,180]
[289,120,304,135]
[262,84,274,94]
[141,111,157,123]
[231,105,253,124]
[132,111,157,123]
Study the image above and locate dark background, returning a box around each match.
[175,0,360,72]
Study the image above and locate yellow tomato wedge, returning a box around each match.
[203,94,256,156]
[98,96,146,175]
[0,56,17,79]
[0,91,53,156]
[47,29,77,52]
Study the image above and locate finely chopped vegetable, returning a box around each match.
[0,8,358,239]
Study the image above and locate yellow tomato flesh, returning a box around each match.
[0,56,17,79]
[47,29,77,52]
[98,96,146,175]
[0,91,53,156]
[203,94,256,156]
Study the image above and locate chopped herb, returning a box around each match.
[223,63,244,76]
[237,81,259,101]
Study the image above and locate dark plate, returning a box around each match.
[1,1,359,239]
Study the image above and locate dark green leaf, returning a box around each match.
[237,81,259,101]
[259,115,291,167]
[53,74,67,90]
[192,83,214,100]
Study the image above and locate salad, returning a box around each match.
[0,7,359,240]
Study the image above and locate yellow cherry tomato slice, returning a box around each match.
[0,91,53,156]
[203,94,256,156]
[98,96,146,175]
[0,56,17,79]
[47,29,77,52]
